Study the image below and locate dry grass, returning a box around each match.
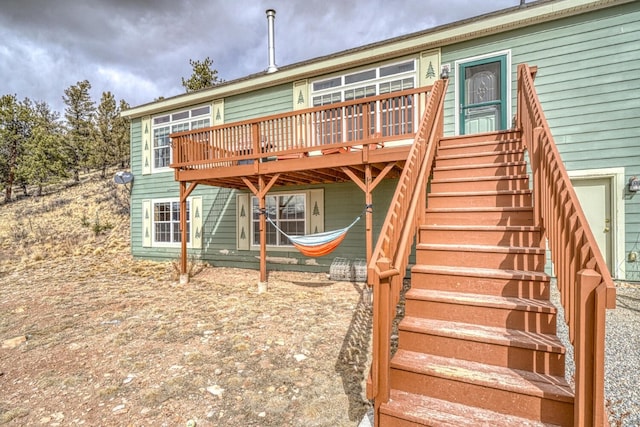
[0,175,372,426]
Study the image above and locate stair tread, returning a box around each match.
[421,224,539,231]
[400,316,564,353]
[439,130,519,143]
[440,134,521,148]
[391,350,574,402]
[438,137,521,150]
[382,389,562,426]
[431,174,529,183]
[426,206,532,212]
[438,148,525,160]
[429,189,532,196]
[434,161,526,172]
[418,243,545,254]
[411,264,550,282]
[406,288,556,313]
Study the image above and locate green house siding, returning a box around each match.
[442,2,640,278]
[224,84,293,122]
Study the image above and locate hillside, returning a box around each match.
[0,175,372,426]
[0,175,167,279]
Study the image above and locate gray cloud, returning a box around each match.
[0,0,518,114]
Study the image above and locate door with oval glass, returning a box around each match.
[459,55,508,135]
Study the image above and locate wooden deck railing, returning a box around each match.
[170,87,431,171]
[517,63,616,427]
[366,79,448,408]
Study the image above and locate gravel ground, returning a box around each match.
[604,282,640,426]
[553,280,640,427]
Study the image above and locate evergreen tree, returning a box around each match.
[114,99,131,169]
[93,91,118,178]
[18,102,67,196]
[181,57,222,92]
[63,80,95,182]
[0,95,34,202]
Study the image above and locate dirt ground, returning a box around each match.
[0,177,373,426]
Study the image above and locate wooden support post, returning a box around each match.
[179,181,198,284]
[241,174,280,292]
[365,165,373,265]
[179,181,188,283]
[258,175,267,291]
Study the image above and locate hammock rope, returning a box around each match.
[261,204,372,257]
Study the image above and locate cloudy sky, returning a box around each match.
[0,0,521,115]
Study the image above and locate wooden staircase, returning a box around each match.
[378,130,575,426]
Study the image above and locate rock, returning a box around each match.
[214,368,222,375]
[293,354,307,362]
[186,420,197,427]
[112,404,126,413]
[2,335,27,349]
[258,412,266,417]
[206,385,224,398]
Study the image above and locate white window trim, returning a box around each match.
[151,197,193,249]
[151,104,212,174]
[453,50,512,136]
[568,167,626,280]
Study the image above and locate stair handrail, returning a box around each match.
[517,63,616,427]
[366,78,448,410]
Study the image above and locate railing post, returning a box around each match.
[252,122,261,162]
[532,127,543,231]
[574,268,602,427]
[372,257,392,426]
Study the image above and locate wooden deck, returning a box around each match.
[169,87,431,189]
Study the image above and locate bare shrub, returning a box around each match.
[171,255,207,281]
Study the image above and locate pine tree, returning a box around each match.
[18,102,67,196]
[0,95,34,202]
[63,80,96,182]
[114,99,131,169]
[93,91,118,178]
[181,57,222,92]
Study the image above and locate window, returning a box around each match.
[251,193,306,247]
[310,59,417,140]
[153,200,190,245]
[151,105,211,171]
[311,60,416,106]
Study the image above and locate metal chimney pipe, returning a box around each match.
[266,9,278,73]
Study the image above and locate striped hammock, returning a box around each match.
[265,215,362,257]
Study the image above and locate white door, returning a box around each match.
[571,178,612,271]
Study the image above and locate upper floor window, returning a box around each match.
[152,105,211,171]
[311,59,416,107]
[310,60,417,140]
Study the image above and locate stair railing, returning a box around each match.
[517,63,616,427]
[366,78,447,414]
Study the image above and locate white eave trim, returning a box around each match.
[122,0,631,119]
